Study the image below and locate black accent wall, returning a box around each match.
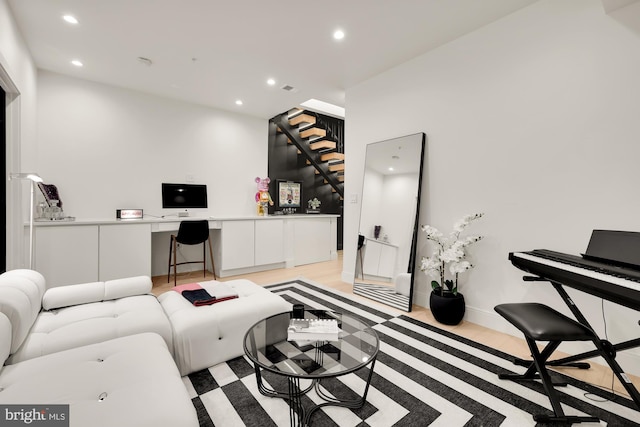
[267,111,344,250]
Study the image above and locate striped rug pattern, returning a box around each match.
[183,279,640,426]
[353,282,410,311]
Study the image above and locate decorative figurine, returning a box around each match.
[307,197,321,214]
[255,177,274,216]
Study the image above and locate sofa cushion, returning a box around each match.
[0,332,198,427]
[7,295,173,364]
[0,313,11,369]
[42,276,152,310]
[0,270,46,353]
[159,279,291,375]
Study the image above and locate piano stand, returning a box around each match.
[539,337,640,369]
[551,281,640,408]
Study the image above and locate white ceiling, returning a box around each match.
[8,0,539,119]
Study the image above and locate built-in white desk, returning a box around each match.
[32,214,339,287]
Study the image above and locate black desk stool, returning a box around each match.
[168,220,216,286]
[495,302,600,424]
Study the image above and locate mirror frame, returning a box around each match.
[353,132,426,312]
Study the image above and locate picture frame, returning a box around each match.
[277,180,302,210]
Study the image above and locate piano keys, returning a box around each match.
[510,251,640,311]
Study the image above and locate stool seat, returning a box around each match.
[495,303,595,341]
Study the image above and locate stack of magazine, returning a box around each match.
[287,318,341,342]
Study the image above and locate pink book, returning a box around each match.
[172,283,203,294]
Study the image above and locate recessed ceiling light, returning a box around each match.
[71,60,83,67]
[137,57,153,66]
[388,167,394,171]
[267,78,276,86]
[62,15,78,24]
[235,100,243,106]
[333,29,345,40]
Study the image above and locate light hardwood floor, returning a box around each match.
[152,251,639,400]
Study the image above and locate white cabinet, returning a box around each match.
[293,218,331,266]
[35,223,152,287]
[255,219,284,266]
[35,225,99,287]
[33,215,338,282]
[214,219,285,276]
[99,223,151,281]
[362,238,398,279]
[217,220,255,271]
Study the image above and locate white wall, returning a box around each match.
[344,0,640,374]
[36,71,269,275]
[36,71,268,219]
[1,0,38,269]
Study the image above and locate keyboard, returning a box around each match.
[510,251,640,311]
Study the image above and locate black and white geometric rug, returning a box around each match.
[183,279,640,426]
[353,282,410,311]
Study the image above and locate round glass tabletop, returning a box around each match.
[243,310,379,379]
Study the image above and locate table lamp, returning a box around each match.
[9,173,43,269]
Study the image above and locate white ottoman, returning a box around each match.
[395,273,412,297]
[159,279,292,375]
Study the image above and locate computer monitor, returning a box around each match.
[161,183,208,209]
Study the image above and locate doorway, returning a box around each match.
[1,85,6,273]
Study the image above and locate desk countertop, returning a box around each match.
[32,213,340,227]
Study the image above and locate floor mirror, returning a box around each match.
[353,133,426,311]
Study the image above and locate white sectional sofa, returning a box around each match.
[0,269,198,427]
[2,271,174,364]
[0,269,293,425]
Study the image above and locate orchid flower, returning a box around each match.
[419,213,484,295]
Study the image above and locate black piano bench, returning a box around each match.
[495,303,600,424]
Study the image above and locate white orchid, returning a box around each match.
[421,225,443,241]
[420,256,441,276]
[450,260,473,275]
[420,213,484,295]
[440,246,464,263]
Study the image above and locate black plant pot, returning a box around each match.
[429,289,465,325]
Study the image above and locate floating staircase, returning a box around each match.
[274,110,344,198]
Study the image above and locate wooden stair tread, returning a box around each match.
[329,163,344,172]
[320,152,344,161]
[309,140,336,151]
[289,113,316,127]
[300,127,326,139]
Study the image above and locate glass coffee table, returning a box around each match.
[243,310,379,427]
